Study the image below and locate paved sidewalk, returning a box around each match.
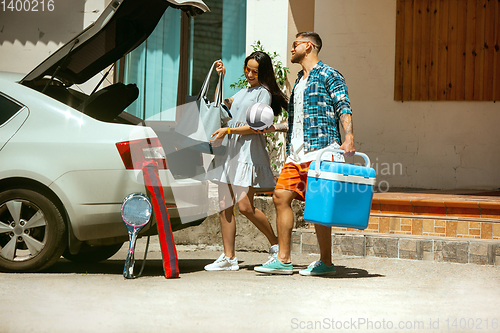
[2,238,499,333]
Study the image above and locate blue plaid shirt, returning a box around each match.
[286,61,352,156]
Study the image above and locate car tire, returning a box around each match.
[0,189,67,272]
[62,242,123,263]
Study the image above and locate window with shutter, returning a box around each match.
[394,0,499,101]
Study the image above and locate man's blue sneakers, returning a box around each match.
[254,257,293,275]
[299,260,336,276]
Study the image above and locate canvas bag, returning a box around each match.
[175,61,231,155]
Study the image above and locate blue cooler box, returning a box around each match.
[304,150,376,230]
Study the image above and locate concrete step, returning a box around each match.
[372,189,500,220]
[331,190,500,240]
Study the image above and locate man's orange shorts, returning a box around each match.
[275,161,312,202]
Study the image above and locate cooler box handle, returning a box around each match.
[314,149,371,176]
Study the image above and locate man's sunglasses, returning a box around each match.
[291,40,316,49]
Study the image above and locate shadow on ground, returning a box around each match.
[43,258,217,277]
[42,258,384,279]
[227,263,384,279]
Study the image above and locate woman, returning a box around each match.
[204,51,288,271]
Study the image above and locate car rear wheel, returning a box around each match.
[62,242,123,263]
[0,189,67,272]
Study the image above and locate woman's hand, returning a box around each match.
[210,127,228,147]
[215,60,226,77]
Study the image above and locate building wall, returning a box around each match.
[287,0,315,92]
[298,0,500,190]
[0,0,106,75]
[246,0,289,68]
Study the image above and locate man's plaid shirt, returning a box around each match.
[286,61,352,156]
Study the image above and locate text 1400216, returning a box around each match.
[1,0,54,11]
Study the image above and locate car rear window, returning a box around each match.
[0,94,22,125]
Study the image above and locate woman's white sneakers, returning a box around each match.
[204,245,278,272]
[204,253,239,271]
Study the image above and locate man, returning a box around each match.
[254,32,355,276]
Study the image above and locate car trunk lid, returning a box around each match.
[20,0,208,87]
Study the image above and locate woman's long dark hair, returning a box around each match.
[244,51,288,116]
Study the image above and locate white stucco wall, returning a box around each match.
[313,0,500,190]
[246,0,289,68]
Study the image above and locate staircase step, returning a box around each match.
[309,190,500,240]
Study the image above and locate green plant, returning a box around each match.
[230,41,290,174]
[230,41,289,96]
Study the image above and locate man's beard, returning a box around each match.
[291,52,304,64]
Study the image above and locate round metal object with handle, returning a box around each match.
[121,193,152,279]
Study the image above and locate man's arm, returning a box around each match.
[339,113,355,156]
[325,71,355,157]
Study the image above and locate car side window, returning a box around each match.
[0,94,22,125]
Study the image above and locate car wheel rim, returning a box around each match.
[0,199,48,262]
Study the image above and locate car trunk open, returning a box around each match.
[19,0,208,124]
[21,0,208,87]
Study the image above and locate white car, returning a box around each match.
[0,0,210,272]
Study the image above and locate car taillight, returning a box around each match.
[116,138,168,170]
